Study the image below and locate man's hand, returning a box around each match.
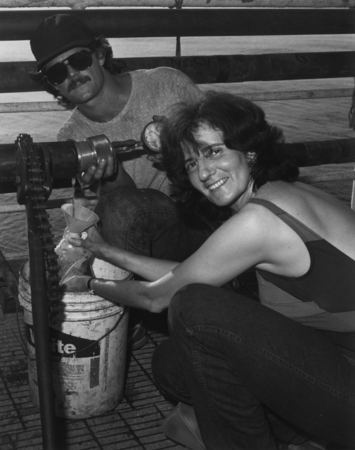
[79,155,116,188]
[78,154,136,193]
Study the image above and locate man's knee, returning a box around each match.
[96,188,176,222]
[95,187,180,253]
[96,187,146,216]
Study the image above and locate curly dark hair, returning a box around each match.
[161,91,299,192]
[30,37,125,109]
[159,91,299,228]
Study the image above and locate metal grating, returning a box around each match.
[0,312,184,449]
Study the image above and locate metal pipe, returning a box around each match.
[0,141,77,193]
[0,137,147,193]
[1,136,355,195]
[280,138,355,167]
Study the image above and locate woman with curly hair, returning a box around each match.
[67,92,355,450]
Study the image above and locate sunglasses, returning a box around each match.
[42,50,93,85]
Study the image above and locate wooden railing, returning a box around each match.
[0,1,354,111]
[1,0,354,6]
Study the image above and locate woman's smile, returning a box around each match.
[206,177,229,191]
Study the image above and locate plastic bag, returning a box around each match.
[55,202,99,282]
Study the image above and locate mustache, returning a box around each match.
[67,76,90,92]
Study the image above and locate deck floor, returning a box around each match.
[0,311,183,450]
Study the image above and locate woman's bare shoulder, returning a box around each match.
[253,181,345,215]
[222,199,281,243]
[252,181,355,256]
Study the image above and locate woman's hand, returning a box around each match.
[60,274,91,292]
[68,227,107,258]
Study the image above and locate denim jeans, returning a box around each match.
[152,284,355,450]
[95,187,209,261]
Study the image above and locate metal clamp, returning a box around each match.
[75,135,114,173]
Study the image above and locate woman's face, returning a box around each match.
[183,122,251,209]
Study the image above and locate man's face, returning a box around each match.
[42,46,105,105]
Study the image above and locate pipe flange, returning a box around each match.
[75,135,113,173]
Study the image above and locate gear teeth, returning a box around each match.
[24,140,64,309]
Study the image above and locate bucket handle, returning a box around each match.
[74,308,128,356]
[95,308,127,343]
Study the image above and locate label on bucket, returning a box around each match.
[25,324,100,359]
[56,356,100,388]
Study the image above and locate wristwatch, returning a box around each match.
[87,277,95,294]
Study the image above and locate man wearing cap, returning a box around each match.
[30,13,204,191]
[30,14,209,347]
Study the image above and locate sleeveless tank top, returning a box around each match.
[249,198,355,334]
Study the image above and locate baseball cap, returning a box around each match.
[30,14,96,70]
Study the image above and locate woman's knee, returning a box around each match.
[168,283,218,330]
[169,283,258,337]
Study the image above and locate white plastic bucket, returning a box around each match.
[18,263,130,419]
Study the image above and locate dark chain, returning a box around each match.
[16,134,63,312]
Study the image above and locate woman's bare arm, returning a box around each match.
[95,244,178,281]
[66,208,268,313]
[69,228,178,281]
